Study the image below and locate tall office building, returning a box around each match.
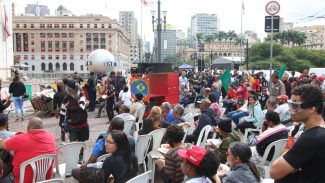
[119,11,141,62]
[25,4,50,16]
[191,13,219,47]
[13,15,131,76]
[154,25,177,61]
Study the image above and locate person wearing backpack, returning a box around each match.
[62,79,89,163]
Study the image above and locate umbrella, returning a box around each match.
[179,64,193,69]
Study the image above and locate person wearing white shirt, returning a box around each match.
[274,94,290,123]
[179,70,188,88]
[118,86,132,107]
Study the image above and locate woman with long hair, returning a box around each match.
[102,130,138,183]
[221,141,260,183]
[138,106,161,135]
[9,75,26,121]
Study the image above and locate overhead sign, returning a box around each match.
[265,16,280,32]
[266,1,280,15]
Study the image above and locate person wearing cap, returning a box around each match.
[210,118,240,164]
[274,94,290,124]
[130,93,144,117]
[185,98,216,143]
[257,87,269,110]
[316,76,325,90]
[0,78,11,114]
[250,111,288,165]
[178,146,220,183]
[62,79,89,163]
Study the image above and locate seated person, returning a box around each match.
[219,142,261,183]
[227,98,249,125]
[257,87,269,110]
[274,95,291,125]
[79,167,105,183]
[250,111,288,165]
[156,125,190,183]
[180,84,197,107]
[161,102,175,124]
[138,106,162,135]
[237,95,263,134]
[222,85,238,114]
[114,104,136,136]
[0,114,16,139]
[130,93,144,117]
[72,117,135,178]
[210,118,240,164]
[209,93,222,119]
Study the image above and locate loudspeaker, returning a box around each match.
[197,59,204,72]
[137,63,173,73]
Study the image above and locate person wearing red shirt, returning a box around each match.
[252,74,261,93]
[236,79,248,100]
[0,117,56,183]
[227,85,237,100]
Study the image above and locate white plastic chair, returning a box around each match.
[135,134,152,172]
[126,171,151,183]
[147,128,167,183]
[183,112,194,123]
[55,142,86,181]
[196,125,212,147]
[37,178,64,183]
[258,139,288,178]
[135,105,146,131]
[262,178,275,183]
[96,153,111,162]
[218,103,223,108]
[124,119,136,135]
[19,154,56,183]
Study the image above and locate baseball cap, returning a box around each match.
[317,76,324,82]
[177,145,206,167]
[277,94,289,101]
[66,80,79,90]
[197,98,211,104]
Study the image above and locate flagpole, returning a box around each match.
[240,0,243,70]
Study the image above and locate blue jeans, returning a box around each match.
[13,96,24,118]
[228,111,249,125]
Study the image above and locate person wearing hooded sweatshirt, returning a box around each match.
[237,95,263,134]
[0,117,56,183]
[185,98,216,143]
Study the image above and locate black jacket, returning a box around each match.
[193,108,216,137]
[0,100,11,113]
[9,81,26,97]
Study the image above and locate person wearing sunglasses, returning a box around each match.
[271,84,325,183]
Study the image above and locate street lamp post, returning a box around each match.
[151,0,167,63]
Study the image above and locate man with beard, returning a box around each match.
[271,84,325,183]
[62,79,89,163]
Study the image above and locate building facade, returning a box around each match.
[119,11,141,62]
[12,15,131,76]
[25,4,50,16]
[160,29,177,61]
[294,25,325,50]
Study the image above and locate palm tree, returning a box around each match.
[215,31,227,56]
[204,35,215,69]
[226,30,238,57]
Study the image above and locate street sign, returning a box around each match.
[265,16,280,32]
[266,1,280,15]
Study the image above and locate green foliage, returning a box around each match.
[248,42,325,72]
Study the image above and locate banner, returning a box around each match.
[278,64,286,79]
[130,77,150,102]
[221,69,232,94]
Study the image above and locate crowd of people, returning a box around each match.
[0,67,324,183]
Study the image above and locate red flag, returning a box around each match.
[4,6,11,38]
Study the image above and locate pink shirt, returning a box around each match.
[5,130,56,183]
[237,86,248,100]
[210,103,222,118]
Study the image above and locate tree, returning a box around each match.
[195,33,204,43]
[264,30,307,47]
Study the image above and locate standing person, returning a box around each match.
[115,71,127,101]
[269,74,286,104]
[9,75,26,122]
[87,71,97,112]
[0,117,56,183]
[220,142,260,183]
[0,78,11,113]
[179,70,189,89]
[102,130,138,183]
[53,83,68,142]
[62,79,89,163]
[282,75,292,99]
[105,78,116,123]
[270,84,325,183]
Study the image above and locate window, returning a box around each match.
[69,24,74,28]
[23,24,27,28]
[63,55,67,60]
[56,55,59,59]
[80,65,84,71]
[62,24,67,28]
[70,55,74,60]
[70,63,74,71]
[40,24,45,28]
[47,24,52,28]
[41,41,45,52]
[69,33,74,38]
[87,24,90,28]
[31,40,34,46]
[63,63,67,71]
[80,24,83,28]
[41,63,45,71]
[108,24,112,28]
[54,24,59,28]
[70,41,74,51]
[80,47,83,52]
[108,33,112,38]
[32,65,35,71]
[80,55,84,59]
[48,55,52,59]
[47,33,52,38]
[31,55,35,60]
[41,55,45,59]
[55,41,60,52]
[62,33,67,38]
[56,63,60,71]
[62,41,67,51]
[31,24,34,28]
[40,33,45,38]
[48,63,53,71]
[94,24,97,28]
[48,41,52,51]
[24,55,28,60]
[101,24,105,28]
[55,33,60,38]
[16,24,19,28]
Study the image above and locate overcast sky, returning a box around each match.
[16,0,325,43]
